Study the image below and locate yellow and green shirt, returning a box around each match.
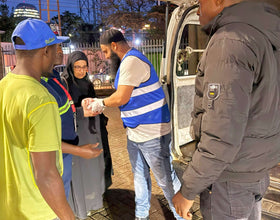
[0,73,63,220]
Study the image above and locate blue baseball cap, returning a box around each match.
[12,18,69,50]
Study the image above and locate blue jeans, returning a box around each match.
[62,153,72,199]
[127,133,184,219]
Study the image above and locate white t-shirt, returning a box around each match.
[118,55,171,143]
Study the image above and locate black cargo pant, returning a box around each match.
[200,173,269,220]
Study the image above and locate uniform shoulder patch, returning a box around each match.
[207,83,220,100]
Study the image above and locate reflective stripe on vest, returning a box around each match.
[131,81,162,97]
[115,48,170,128]
[59,99,71,115]
[121,98,166,118]
[53,78,76,113]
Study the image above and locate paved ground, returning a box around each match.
[85,107,280,220]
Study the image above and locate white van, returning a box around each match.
[160,1,280,219]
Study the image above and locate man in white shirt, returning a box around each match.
[88,29,183,220]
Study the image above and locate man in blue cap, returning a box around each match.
[0,18,75,220]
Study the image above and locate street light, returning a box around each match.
[144,24,150,29]
[135,38,141,46]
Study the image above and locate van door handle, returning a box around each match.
[185,46,204,54]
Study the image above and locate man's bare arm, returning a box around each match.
[30,151,75,220]
[61,141,102,159]
[103,85,134,107]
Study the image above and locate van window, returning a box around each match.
[176,24,208,76]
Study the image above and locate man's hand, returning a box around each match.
[81,98,99,117]
[79,143,103,159]
[61,142,102,159]
[87,98,105,114]
[172,191,194,220]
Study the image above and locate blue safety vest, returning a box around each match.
[114,48,170,128]
[41,70,78,143]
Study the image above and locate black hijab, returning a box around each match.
[64,51,96,107]
[64,51,97,133]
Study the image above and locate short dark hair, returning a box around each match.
[14,37,49,58]
[100,29,126,45]
[13,36,25,45]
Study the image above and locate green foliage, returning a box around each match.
[100,0,155,31]
[51,11,101,44]
[51,11,84,42]
[0,0,179,43]
[0,3,8,16]
[0,3,16,42]
[78,23,102,44]
[146,52,162,76]
[145,3,177,40]
[100,0,177,40]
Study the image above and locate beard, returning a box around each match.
[109,51,121,77]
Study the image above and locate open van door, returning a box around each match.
[160,2,207,218]
[160,1,208,161]
[161,1,280,219]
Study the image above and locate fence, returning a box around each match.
[1,39,164,79]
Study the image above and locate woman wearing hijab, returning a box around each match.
[63,51,113,219]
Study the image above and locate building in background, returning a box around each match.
[13,3,40,19]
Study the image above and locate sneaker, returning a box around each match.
[135,217,150,220]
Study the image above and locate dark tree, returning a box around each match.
[78,23,102,44]
[100,0,156,40]
[51,11,102,44]
[51,11,85,43]
[99,0,178,40]
[0,3,16,42]
[145,3,177,40]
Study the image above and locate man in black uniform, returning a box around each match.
[173,0,280,219]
